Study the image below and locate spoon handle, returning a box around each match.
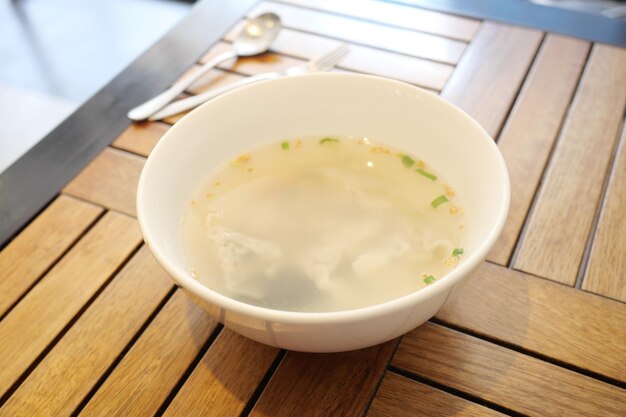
[127,50,238,121]
[149,72,280,121]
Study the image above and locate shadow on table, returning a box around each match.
[179,261,530,415]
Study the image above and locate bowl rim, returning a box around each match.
[137,72,510,324]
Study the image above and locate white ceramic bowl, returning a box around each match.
[137,73,509,352]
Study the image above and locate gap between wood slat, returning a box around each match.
[201,44,445,93]
[269,0,479,42]
[440,22,543,138]
[359,335,406,417]
[218,25,454,90]
[154,325,225,417]
[435,260,626,383]
[366,372,506,417]
[360,369,390,417]
[505,41,592,268]
[574,117,626,290]
[392,322,626,416]
[0,239,143,407]
[252,22,459,67]
[429,317,624,389]
[247,1,466,65]
[70,285,179,417]
[239,350,287,417]
[508,44,594,270]
[492,35,591,266]
[512,44,626,284]
[0,203,106,321]
[387,367,523,417]
[111,122,171,158]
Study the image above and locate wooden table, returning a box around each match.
[1,1,625,415]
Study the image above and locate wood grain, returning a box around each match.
[221,23,453,90]
[514,44,626,284]
[63,147,145,216]
[436,262,626,383]
[279,0,480,41]
[584,124,626,301]
[249,1,466,64]
[393,323,626,416]
[112,122,170,157]
[0,246,173,417]
[80,290,217,417]
[489,35,589,265]
[0,212,141,397]
[0,195,102,316]
[441,22,543,138]
[249,339,397,417]
[163,329,279,417]
[367,372,504,417]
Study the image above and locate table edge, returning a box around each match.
[0,0,260,248]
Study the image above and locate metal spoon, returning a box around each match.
[127,13,281,121]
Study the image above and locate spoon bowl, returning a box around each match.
[234,13,281,56]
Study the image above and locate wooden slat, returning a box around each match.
[0,195,102,316]
[163,329,279,417]
[279,0,480,41]
[367,372,504,417]
[0,247,173,416]
[436,262,626,383]
[79,290,217,417]
[489,35,590,264]
[112,122,170,157]
[0,212,141,397]
[393,323,626,417]
[63,148,145,216]
[221,23,453,90]
[584,124,626,301]
[185,67,246,95]
[441,22,543,137]
[249,1,466,64]
[514,44,626,284]
[249,340,397,417]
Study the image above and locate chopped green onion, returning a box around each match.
[320,137,339,144]
[416,168,437,180]
[452,248,464,257]
[281,141,290,150]
[431,195,449,208]
[401,155,415,168]
[423,275,436,285]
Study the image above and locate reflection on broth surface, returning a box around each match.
[182,137,465,312]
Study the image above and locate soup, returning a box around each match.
[182,137,465,312]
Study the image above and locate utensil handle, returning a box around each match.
[127,50,238,121]
[149,72,280,121]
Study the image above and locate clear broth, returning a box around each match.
[182,137,465,312]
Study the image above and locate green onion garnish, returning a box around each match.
[424,275,436,285]
[416,168,437,180]
[401,155,415,168]
[452,248,464,257]
[281,141,290,150]
[320,137,339,144]
[431,195,449,208]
